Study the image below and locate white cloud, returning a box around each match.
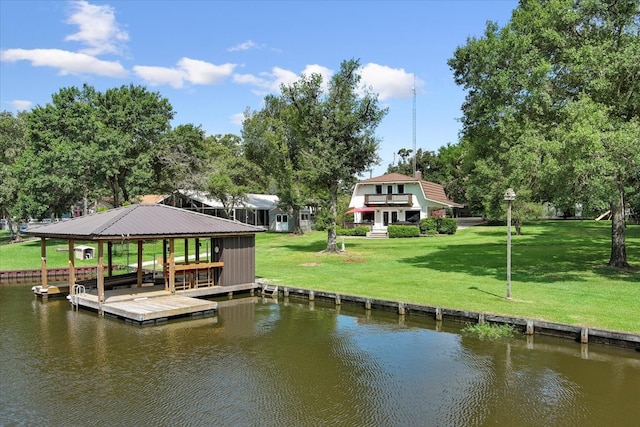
[134,58,237,88]
[230,112,245,126]
[227,40,260,52]
[65,0,129,56]
[265,67,300,90]
[359,63,421,100]
[177,58,236,85]
[0,48,127,77]
[301,64,333,91]
[132,65,186,88]
[232,63,419,101]
[232,73,264,86]
[234,64,333,96]
[7,100,33,111]
[232,67,294,95]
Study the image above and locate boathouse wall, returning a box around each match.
[220,235,256,286]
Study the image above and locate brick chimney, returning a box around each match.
[414,170,422,181]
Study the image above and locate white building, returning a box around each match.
[348,172,462,234]
[142,191,313,232]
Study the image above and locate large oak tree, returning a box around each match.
[449,0,639,267]
[0,111,27,239]
[243,59,387,250]
[17,84,175,218]
[243,94,311,235]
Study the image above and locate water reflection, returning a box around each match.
[0,285,639,426]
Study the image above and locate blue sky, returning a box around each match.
[0,0,517,176]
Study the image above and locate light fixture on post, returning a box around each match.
[504,188,516,300]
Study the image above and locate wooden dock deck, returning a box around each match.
[65,283,259,324]
[73,291,217,324]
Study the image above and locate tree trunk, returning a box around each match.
[6,216,16,242]
[608,189,629,268]
[106,178,120,208]
[325,185,339,253]
[326,226,338,252]
[292,206,303,235]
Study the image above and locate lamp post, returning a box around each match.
[504,188,516,300]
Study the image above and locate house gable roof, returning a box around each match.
[359,173,417,183]
[25,204,264,240]
[358,173,463,208]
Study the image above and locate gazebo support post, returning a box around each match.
[163,239,168,291]
[97,241,105,310]
[68,239,76,296]
[169,239,175,294]
[137,240,143,287]
[40,238,48,295]
[195,238,200,262]
[107,242,113,277]
[184,239,189,265]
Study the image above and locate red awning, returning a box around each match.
[346,207,376,214]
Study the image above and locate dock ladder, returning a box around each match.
[261,283,279,297]
[70,284,86,309]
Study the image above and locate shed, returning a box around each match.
[74,245,94,260]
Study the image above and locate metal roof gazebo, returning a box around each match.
[26,204,265,317]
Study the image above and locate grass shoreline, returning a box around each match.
[1,221,638,333]
[253,221,638,333]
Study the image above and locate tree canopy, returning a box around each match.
[243,93,313,234]
[14,84,175,219]
[243,59,388,250]
[0,111,27,238]
[449,0,639,267]
[2,84,267,232]
[387,143,467,208]
[204,133,264,219]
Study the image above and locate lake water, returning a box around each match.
[1,284,639,426]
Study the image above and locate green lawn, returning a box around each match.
[1,221,638,332]
[254,221,639,333]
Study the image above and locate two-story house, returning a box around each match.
[348,172,462,234]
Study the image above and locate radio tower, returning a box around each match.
[412,74,417,176]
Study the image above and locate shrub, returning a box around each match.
[419,217,458,235]
[353,226,370,236]
[419,218,438,235]
[336,226,369,236]
[438,218,458,235]
[336,226,353,236]
[387,225,420,238]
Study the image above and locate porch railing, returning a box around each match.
[365,193,413,206]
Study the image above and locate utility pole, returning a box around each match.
[412,73,417,176]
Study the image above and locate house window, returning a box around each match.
[398,184,404,194]
[375,185,382,194]
[387,185,393,194]
[300,213,310,221]
[405,210,420,223]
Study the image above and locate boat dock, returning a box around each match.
[71,289,217,324]
[41,282,260,324]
